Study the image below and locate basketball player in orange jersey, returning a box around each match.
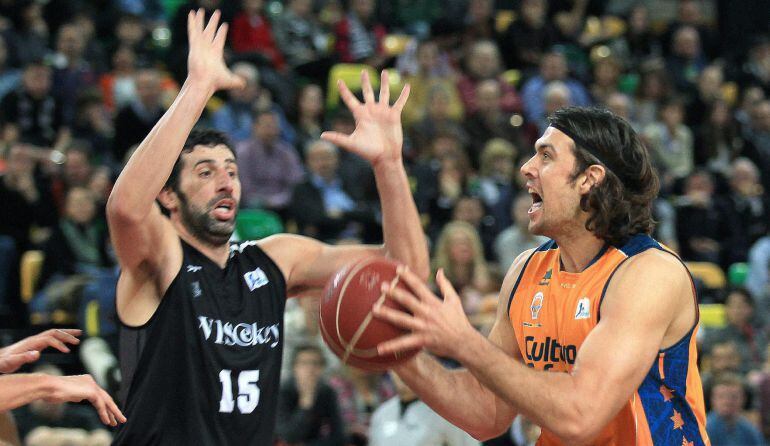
[374,107,710,445]
[107,10,428,444]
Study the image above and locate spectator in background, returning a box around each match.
[746,235,770,312]
[494,192,549,271]
[71,93,114,166]
[237,109,304,217]
[273,0,333,83]
[112,68,164,162]
[50,22,99,120]
[409,84,469,155]
[431,221,493,316]
[604,92,639,131]
[99,45,138,113]
[706,373,764,446]
[231,0,285,70]
[30,187,113,323]
[291,84,325,158]
[535,81,572,134]
[589,56,621,105]
[724,158,769,265]
[609,4,661,71]
[666,25,707,93]
[663,0,719,61]
[702,288,766,372]
[5,0,50,67]
[464,80,528,168]
[498,0,557,73]
[740,36,770,94]
[401,39,464,128]
[634,65,672,129]
[694,100,741,173]
[461,0,497,44]
[334,0,387,69]
[686,64,724,129]
[328,367,394,445]
[457,40,521,115]
[369,372,480,446]
[643,98,694,190]
[275,344,345,446]
[674,170,733,265]
[451,196,497,262]
[741,99,770,194]
[290,140,378,243]
[520,51,590,124]
[0,35,21,101]
[1,61,70,148]
[475,138,518,230]
[111,13,155,68]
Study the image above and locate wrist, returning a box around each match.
[452,326,487,363]
[182,76,217,99]
[372,157,405,175]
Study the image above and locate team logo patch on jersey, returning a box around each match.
[191,281,202,298]
[244,267,269,291]
[186,264,202,273]
[539,269,552,286]
[574,297,590,320]
[530,292,544,319]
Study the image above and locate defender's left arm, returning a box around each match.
[261,70,429,291]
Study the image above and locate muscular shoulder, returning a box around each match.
[500,248,536,297]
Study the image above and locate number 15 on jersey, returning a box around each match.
[219,369,260,414]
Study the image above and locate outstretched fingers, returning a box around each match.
[337,79,361,111]
[202,9,221,41]
[379,70,390,105]
[393,82,411,113]
[378,333,425,355]
[361,70,375,104]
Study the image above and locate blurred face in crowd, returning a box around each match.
[417,41,439,73]
[711,383,744,419]
[427,86,452,119]
[230,64,259,102]
[65,150,93,187]
[23,64,52,99]
[544,84,571,115]
[6,146,34,176]
[306,141,338,181]
[752,101,770,132]
[292,349,325,385]
[254,112,280,145]
[698,66,723,99]
[724,290,754,327]
[476,80,501,115]
[729,159,760,196]
[629,5,649,34]
[112,46,137,73]
[709,101,730,127]
[57,24,86,61]
[430,135,462,161]
[116,17,145,46]
[243,0,264,15]
[135,69,162,108]
[298,84,323,119]
[447,229,475,265]
[467,42,501,80]
[521,0,546,27]
[512,193,533,228]
[660,102,684,128]
[605,93,632,120]
[593,59,620,88]
[468,0,493,21]
[678,0,701,24]
[453,197,484,227]
[351,0,375,20]
[709,343,741,373]
[672,26,700,60]
[65,187,97,224]
[541,53,568,82]
[289,0,313,17]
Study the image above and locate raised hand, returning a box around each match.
[45,374,126,426]
[186,9,245,93]
[372,267,475,358]
[321,70,410,167]
[0,329,81,373]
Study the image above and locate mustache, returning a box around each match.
[207,193,236,208]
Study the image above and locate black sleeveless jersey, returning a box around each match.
[113,240,286,445]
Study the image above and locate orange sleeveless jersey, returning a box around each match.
[508,235,710,445]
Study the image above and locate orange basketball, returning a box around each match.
[319,257,419,371]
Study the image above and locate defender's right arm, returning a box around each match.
[391,250,532,440]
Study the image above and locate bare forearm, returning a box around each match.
[394,353,514,440]
[373,161,429,280]
[456,331,584,441]
[0,374,53,412]
[108,79,213,218]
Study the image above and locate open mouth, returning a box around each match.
[529,191,543,214]
[212,198,236,221]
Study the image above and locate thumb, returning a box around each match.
[436,269,461,304]
[0,351,40,373]
[320,131,360,154]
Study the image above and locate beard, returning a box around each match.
[177,191,237,247]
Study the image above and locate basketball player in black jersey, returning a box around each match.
[107,9,428,445]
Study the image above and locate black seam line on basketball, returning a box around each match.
[342,274,401,364]
[335,260,371,348]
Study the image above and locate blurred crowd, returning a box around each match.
[0,0,768,444]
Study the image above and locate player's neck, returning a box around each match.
[175,224,231,268]
[554,233,605,273]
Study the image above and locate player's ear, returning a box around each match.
[580,164,606,193]
[157,187,178,211]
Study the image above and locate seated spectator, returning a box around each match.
[534,81,573,134]
[328,366,394,445]
[520,51,590,125]
[740,100,770,194]
[456,40,521,115]
[1,61,70,149]
[608,4,661,71]
[0,34,21,102]
[701,288,767,372]
[334,0,388,69]
[673,170,734,265]
[643,98,694,189]
[290,140,378,243]
[273,0,333,83]
[409,84,469,156]
[369,372,480,446]
[230,0,285,70]
[724,158,769,265]
[694,100,741,173]
[633,65,672,130]
[706,373,764,446]
[686,64,725,129]
[71,94,114,166]
[290,84,325,159]
[236,110,304,217]
[99,45,138,113]
[112,68,165,162]
[30,187,114,323]
[604,92,640,131]
[475,138,518,229]
[494,192,549,271]
[589,56,622,105]
[12,363,111,443]
[431,221,494,317]
[498,0,557,72]
[451,196,498,262]
[49,22,99,122]
[275,344,345,446]
[746,235,770,309]
[701,341,743,407]
[665,25,707,93]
